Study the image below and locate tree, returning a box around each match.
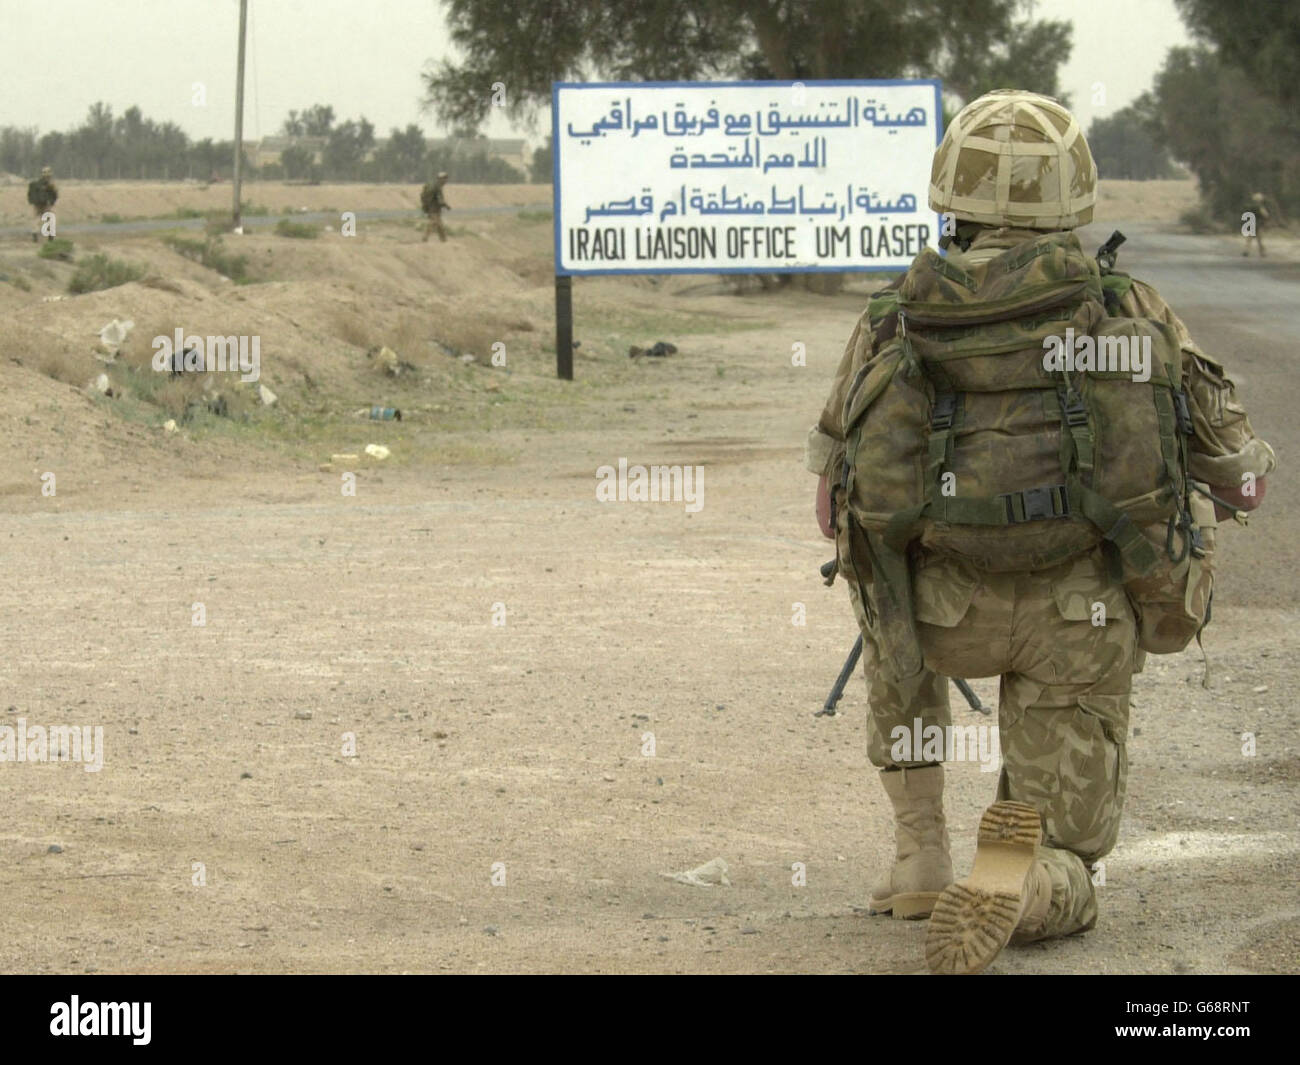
[282,104,336,137]
[1173,0,1300,108]
[422,0,1072,133]
[322,117,376,179]
[529,136,552,184]
[0,126,38,176]
[374,123,428,181]
[1150,45,1299,220]
[281,144,316,181]
[76,101,116,178]
[1087,98,1177,181]
[1147,1,1300,221]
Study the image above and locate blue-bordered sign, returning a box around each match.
[553,79,942,276]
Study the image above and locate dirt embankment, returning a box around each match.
[0,181,548,226]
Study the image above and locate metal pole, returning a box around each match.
[232,0,248,231]
[555,274,573,380]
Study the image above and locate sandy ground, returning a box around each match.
[0,180,1296,974]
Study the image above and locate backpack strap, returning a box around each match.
[1100,272,1133,316]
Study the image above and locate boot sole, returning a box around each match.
[925,801,1042,974]
[867,891,940,920]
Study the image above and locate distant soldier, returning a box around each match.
[420,172,450,242]
[1242,192,1270,257]
[27,166,58,243]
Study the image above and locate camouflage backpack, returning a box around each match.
[840,230,1212,670]
[419,183,440,214]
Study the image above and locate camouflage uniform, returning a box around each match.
[27,167,57,241]
[806,90,1276,966]
[421,173,450,243]
[1242,193,1269,258]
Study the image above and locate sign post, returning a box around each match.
[555,274,574,381]
[551,79,942,379]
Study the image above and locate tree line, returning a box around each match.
[0,102,536,184]
[1086,0,1299,222]
[428,0,1298,225]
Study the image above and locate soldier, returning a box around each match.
[805,89,1276,974]
[1242,191,1269,257]
[420,171,450,242]
[27,166,58,243]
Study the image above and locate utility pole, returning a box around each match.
[232,0,248,232]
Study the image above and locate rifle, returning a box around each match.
[815,560,988,717]
[1096,229,1126,275]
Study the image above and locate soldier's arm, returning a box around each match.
[808,308,884,538]
[1123,279,1277,518]
[804,313,866,477]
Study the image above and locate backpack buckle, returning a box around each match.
[1003,484,1070,523]
[1061,389,1088,427]
[930,392,957,430]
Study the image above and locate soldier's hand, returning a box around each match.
[1210,476,1266,521]
[817,474,834,540]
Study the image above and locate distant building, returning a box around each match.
[423,138,528,172]
[251,135,328,168]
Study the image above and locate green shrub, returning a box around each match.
[1178,203,1221,233]
[162,233,251,283]
[274,219,320,240]
[100,212,126,224]
[38,238,75,261]
[67,254,144,294]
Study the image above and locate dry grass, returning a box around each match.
[119,319,173,372]
[329,307,376,350]
[149,371,258,421]
[388,313,435,368]
[7,322,65,373]
[152,374,207,417]
[37,347,96,387]
[436,307,510,363]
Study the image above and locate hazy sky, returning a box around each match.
[1,0,1190,145]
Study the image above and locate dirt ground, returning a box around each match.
[0,180,1296,974]
[0,180,544,226]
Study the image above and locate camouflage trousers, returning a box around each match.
[423,211,446,242]
[841,531,1140,940]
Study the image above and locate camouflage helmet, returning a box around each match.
[929,89,1097,230]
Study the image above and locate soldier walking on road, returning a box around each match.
[805,89,1276,974]
[421,171,450,242]
[27,166,58,243]
[1242,192,1270,257]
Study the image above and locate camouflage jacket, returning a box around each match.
[420,183,448,214]
[804,227,1277,493]
[27,177,57,210]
